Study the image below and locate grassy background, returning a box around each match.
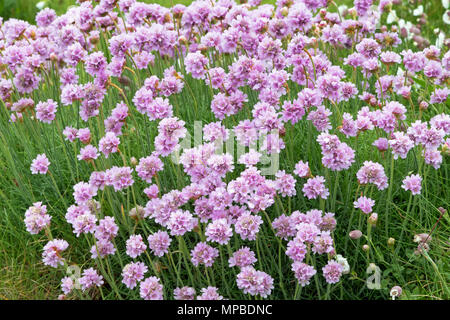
[0,0,449,300]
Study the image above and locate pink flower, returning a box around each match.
[205,218,232,245]
[190,242,219,267]
[31,153,50,174]
[99,132,120,158]
[77,128,91,144]
[302,176,329,200]
[236,266,274,298]
[185,51,208,79]
[373,138,389,152]
[272,214,296,240]
[122,262,148,289]
[136,155,164,183]
[144,184,159,199]
[307,105,332,132]
[73,182,97,204]
[140,277,163,300]
[106,166,134,191]
[401,174,422,195]
[294,160,310,178]
[95,216,118,241]
[389,132,414,160]
[174,286,196,300]
[79,268,104,291]
[322,260,343,284]
[77,145,99,161]
[126,234,147,258]
[292,262,316,287]
[61,277,74,295]
[36,99,57,123]
[356,161,388,190]
[228,247,257,268]
[275,170,296,197]
[167,210,197,236]
[90,239,116,259]
[197,287,223,300]
[42,239,69,268]
[148,231,171,257]
[24,202,51,235]
[286,237,307,262]
[354,196,375,214]
[63,127,78,142]
[235,213,263,241]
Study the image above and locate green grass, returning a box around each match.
[0,0,449,300]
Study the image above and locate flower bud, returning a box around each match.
[178,36,187,44]
[388,237,395,246]
[414,233,431,244]
[419,101,428,110]
[349,230,363,239]
[118,76,131,86]
[368,213,378,226]
[362,244,370,251]
[280,6,289,17]
[130,157,138,167]
[129,206,145,220]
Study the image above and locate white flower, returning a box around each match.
[436,31,446,48]
[36,1,47,10]
[387,9,398,24]
[338,5,348,15]
[444,10,450,25]
[443,0,449,9]
[413,5,423,16]
[334,254,350,274]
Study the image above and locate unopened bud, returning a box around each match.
[154,261,162,273]
[369,97,377,107]
[419,101,428,110]
[130,157,138,167]
[198,44,208,53]
[118,76,131,86]
[90,34,100,45]
[129,206,145,220]
[280,7,289,17]
[414,233,431,244]
[178,36,187,44]
[163,13,172,24]
[368,213,378,226]
[362,244,370,251]
[388,237,395,246]
[349,230,363,239]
